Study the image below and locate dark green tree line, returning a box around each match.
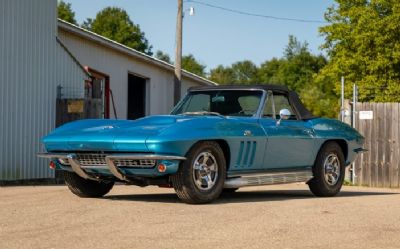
[209,36,335,117]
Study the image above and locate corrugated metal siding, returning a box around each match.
[0,0,87,180]
[55,40,87,99]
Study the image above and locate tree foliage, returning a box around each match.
[231,60,259,84]
[83,7,153,55]
[182,54,206,77]
[318,0,400,102]
[209,36,335,117]
[209,60,258,84]
[257,36,336,117]
[209,65,235,84]
[57,0,77,25]
[155,50,172,64]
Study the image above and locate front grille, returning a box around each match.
[113,159,156,167]
[59,154,156,168]
[78,154,106,166]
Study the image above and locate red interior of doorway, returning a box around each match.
[85,66,110,119]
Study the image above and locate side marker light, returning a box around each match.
[157,163,166,173]
[49,161,56,170]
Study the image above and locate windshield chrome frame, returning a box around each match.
[171,89,267,119]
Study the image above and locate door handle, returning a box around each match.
[303,130,314,136]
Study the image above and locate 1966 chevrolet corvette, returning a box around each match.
[38,85,365,204]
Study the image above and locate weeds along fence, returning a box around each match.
[354,102,400,188]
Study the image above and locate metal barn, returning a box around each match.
[0,0,215,182]
[57,20,215,119]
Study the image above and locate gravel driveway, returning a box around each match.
[1,183,399,249]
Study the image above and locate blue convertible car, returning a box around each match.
[39,85,364,204]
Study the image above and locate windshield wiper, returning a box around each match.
[179,111,226,119]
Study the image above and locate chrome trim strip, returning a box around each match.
[254,90,267,119]
[224,169,313,188]
[227,167,312,177]
[37,153,186,161]
[67,154,100,181]
[105,154,186,160]
[37,153,68,159]
[81,166,109,170]
[354,148,368,153]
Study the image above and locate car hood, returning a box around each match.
[43,115,188,152]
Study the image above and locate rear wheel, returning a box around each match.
[63,171,114,198]
[171,141,226,204]
[308,142,345,197]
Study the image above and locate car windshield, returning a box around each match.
[171,90,263,117]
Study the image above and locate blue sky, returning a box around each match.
[64,0,335,70]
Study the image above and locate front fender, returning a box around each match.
[145,117,267,169]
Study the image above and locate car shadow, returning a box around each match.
[216,189,398,204]
[103,189,399,204]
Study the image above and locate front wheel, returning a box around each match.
[308,142,345,197]
[63,171,114,198]
[171,141,226,204]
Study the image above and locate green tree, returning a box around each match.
[182,54,206,77]
[318,0,400,102]
[155,50,172,64]
[208,36,334,117]
[258,36,334,117]
[209,60,259,84]
[83,7,152,55]
[57,0,77,25]
[209,65,235,84]
[231,60,259,84]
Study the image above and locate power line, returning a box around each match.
[185,0,328,24]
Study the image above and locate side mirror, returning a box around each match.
[279,109,291,120]
[277,108,291,125]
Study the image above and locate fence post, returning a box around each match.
[351,84,357,184]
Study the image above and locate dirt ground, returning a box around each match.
[1,183,399,249]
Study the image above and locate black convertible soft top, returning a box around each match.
[188,84,314,120]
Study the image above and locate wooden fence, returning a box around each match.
[354,102,400,188]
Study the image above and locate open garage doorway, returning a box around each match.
[127,73,147,120]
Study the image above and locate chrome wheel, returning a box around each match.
[324,153,340,186]
[192,151,219,191]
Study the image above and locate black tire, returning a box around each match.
[63,171,114,198]
[171,141,226,204]
[308,141,345,197]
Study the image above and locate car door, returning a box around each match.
[259,91,315,169]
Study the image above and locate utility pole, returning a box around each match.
[174,0,183,105]
[340,76,345,122]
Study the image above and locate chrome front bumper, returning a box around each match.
[37,153,186,182]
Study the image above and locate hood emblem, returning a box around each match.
[244,130,252,136]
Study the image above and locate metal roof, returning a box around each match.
[57,19,216,86]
